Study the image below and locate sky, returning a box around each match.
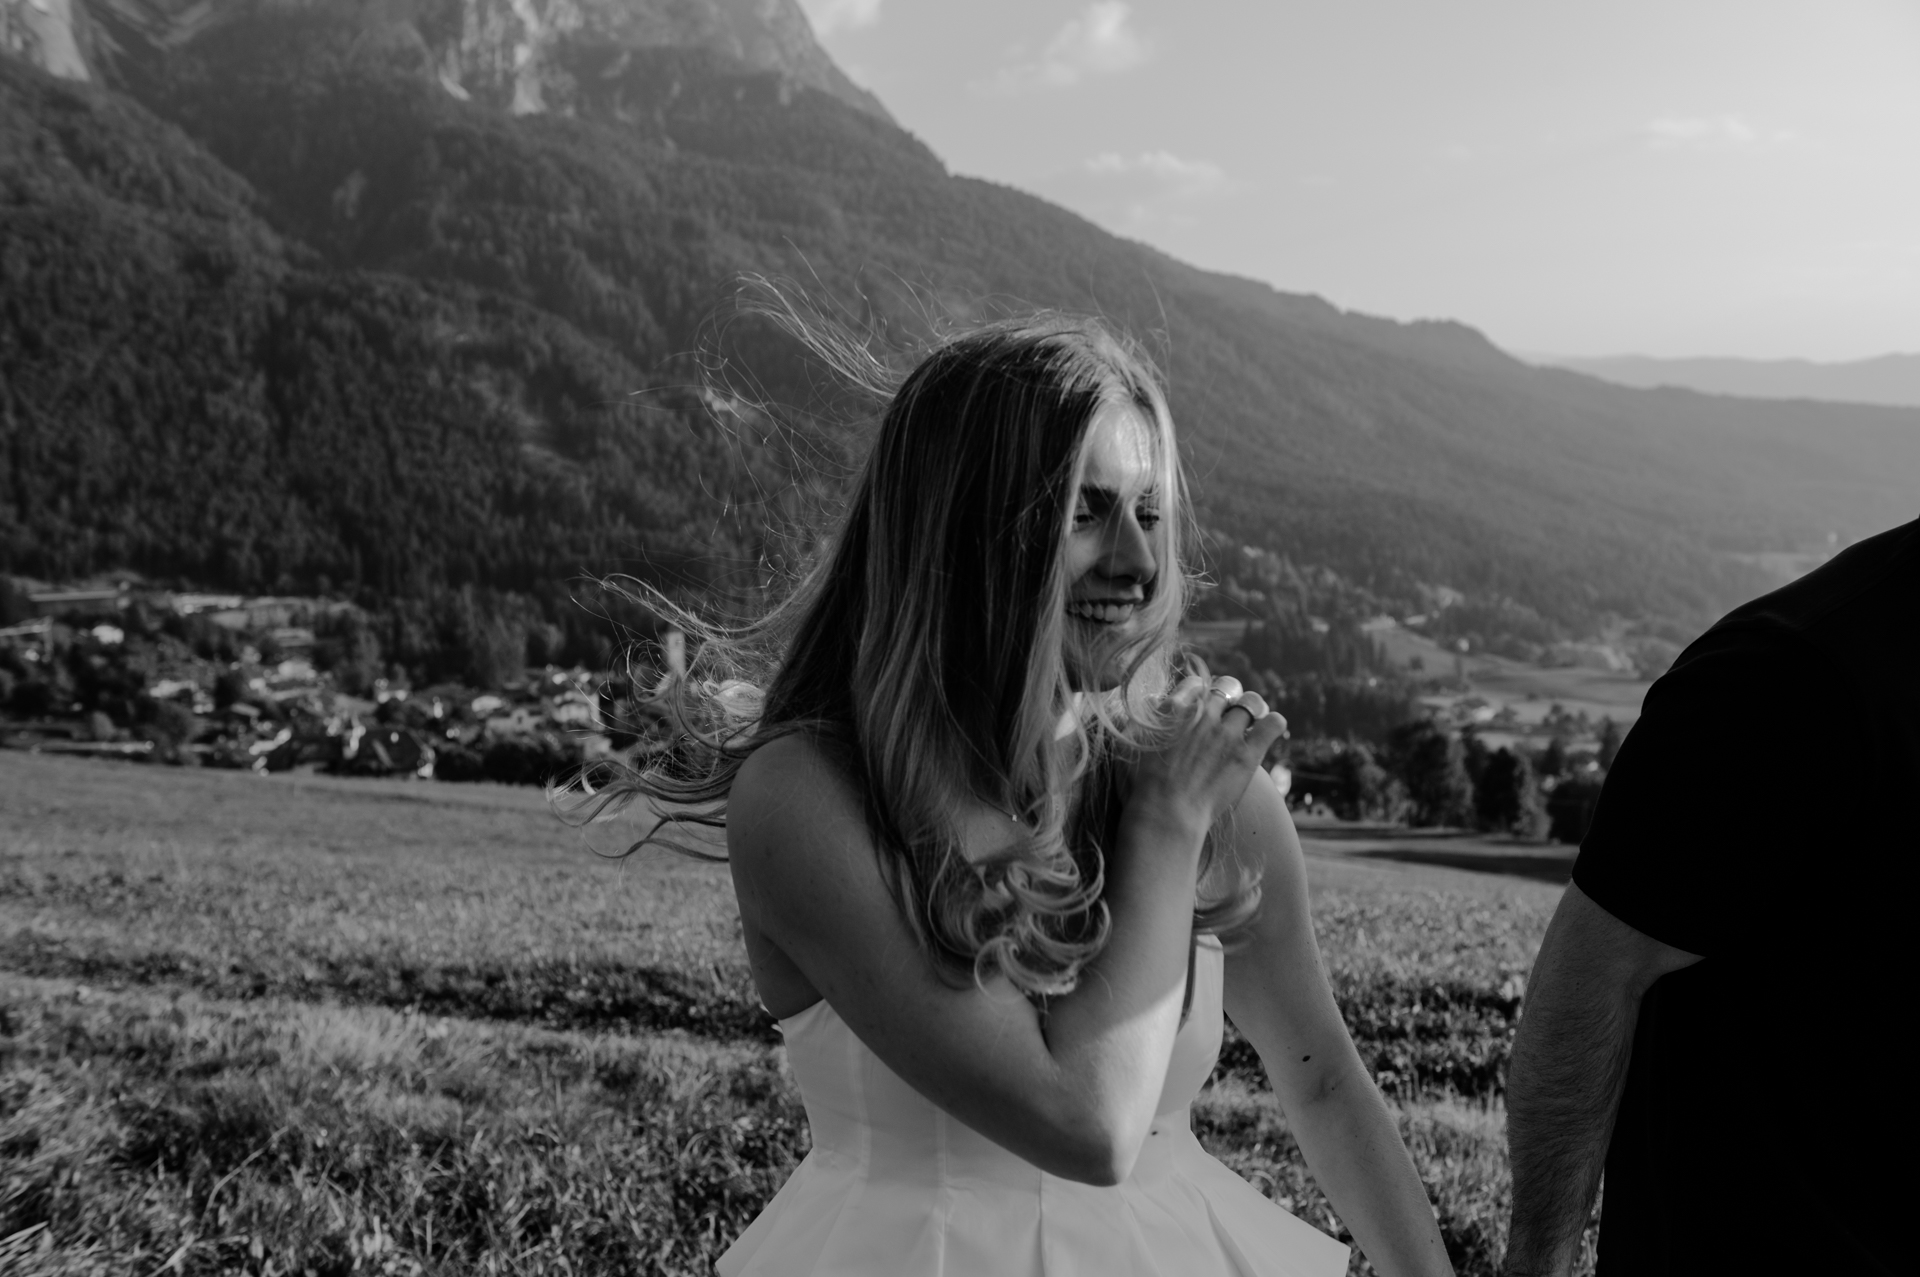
[798,0,1920,362]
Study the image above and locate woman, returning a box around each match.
[600,313,1452,1276]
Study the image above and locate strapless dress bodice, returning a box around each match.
[717,936,1349,1277]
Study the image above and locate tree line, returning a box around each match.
[1285,718,1625,844]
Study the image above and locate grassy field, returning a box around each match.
[0,752,1594,1276]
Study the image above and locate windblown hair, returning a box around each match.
[564,306,1262,998]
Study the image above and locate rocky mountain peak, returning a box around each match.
[0,0,891,120]
[1,0,89,80]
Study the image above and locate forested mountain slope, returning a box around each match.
[0,56,775,606]
[3,0,1916,650]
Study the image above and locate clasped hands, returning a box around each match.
[1170,672,1281,738]
[1129,673,1288,833]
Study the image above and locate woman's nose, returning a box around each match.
[1101,514,1157,585]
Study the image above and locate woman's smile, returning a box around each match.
[1068,598,1141,625]
[1061,401,1161,688]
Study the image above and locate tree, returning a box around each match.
[482,733,577,786]
[313,609,384,695]
[1386,720,1473,828]
[1597,717,1624,771]
[1284,739,1396,821]
[1461,729,1490,787]
[0,577,34,626]
[1538,737,1569,781]
[1474,747,1544,836]
[137,700,203,763]
[213,669,250,710]
[1547,775,1606,844]
[1326,743,1396,822]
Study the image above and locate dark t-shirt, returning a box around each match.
[1572,517,1919,1276]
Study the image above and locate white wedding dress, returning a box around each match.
[717,936,1350,1276]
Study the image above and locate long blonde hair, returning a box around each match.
[566,308,1261,997]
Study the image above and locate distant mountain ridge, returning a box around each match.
[1533,352,1920,409]
[3,4,1917,657]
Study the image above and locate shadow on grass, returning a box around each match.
[341,959,781,1043]
[1294,822,1462,842]
[0,946,780,1043]
[1348,849,1574,885]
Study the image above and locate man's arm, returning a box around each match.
[1502,883,1701,1277]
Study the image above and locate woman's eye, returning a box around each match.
[1136,507,1161,529]
[1072,507,1097,528]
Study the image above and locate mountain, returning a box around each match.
[3,0,1917,666]
[0,0,891,120]
[1532,352,1920,410]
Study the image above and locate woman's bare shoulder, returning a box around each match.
[736,730,856,798]
[730,731,866,862]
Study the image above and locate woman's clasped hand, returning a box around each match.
[1133,674,1289,834]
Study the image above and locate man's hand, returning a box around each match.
[1502,884,1700,1277]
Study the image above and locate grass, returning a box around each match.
[0,975,799,1276]
[0,760,756,1038]
[0,751,1594,1275]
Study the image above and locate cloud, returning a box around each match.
[1068,149,1232,237]
[1642,114,1799,150]
[799,0,882,37]
[991,2,1150,91]
[1085,150,1229,200]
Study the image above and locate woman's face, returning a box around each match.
[1061,400,1162,691]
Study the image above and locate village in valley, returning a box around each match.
[2,564,1652,853]
[0,576,656,785]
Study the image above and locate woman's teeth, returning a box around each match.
[1069,600,1136,624]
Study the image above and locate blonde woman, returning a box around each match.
[601,315,1451,1277]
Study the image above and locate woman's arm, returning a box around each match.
[729,683,1281,1186]
[1221,774,1454,1277]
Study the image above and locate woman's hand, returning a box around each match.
[1129,674,1288,835]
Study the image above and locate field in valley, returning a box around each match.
[1184,620,1654,751]
[0,752,1593,1276]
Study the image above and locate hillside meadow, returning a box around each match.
[0,751,1592,1276]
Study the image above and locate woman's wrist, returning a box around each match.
[1118,788,1212,854]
